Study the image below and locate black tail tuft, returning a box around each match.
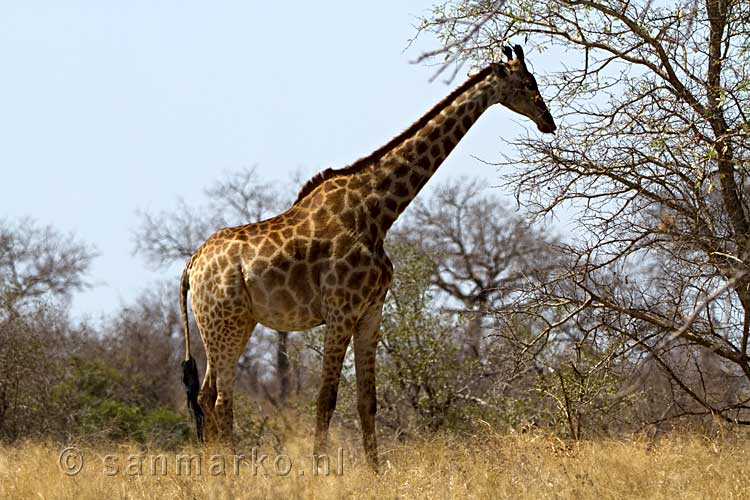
[181,355,204,441]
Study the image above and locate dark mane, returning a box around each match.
[293,65,495,205]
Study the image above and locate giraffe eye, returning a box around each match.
[494,64,508,77]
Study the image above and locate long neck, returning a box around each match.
[359,72,505,236]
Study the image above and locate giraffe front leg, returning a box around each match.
[314,323,352,457]
[353,305,383,471]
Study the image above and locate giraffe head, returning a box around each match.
[490,45,557,134]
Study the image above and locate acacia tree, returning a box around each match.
[376,241,484,433]
[418,0,750,427]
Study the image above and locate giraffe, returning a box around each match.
[179,45,556,469]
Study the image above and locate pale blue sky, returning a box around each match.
[0,2,559,319]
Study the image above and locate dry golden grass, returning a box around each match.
[1,430,749,499]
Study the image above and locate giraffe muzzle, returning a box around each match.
[538,110,557,134]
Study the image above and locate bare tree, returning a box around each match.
[0,218,95,440]
[382,179,602,434]
[418,0,750,427]
[393,178,562,357]
[0,217,95,317]
[134,166,288,266]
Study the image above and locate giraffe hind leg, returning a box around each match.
[214,319,256,448]
[196,318,256,449]
[213,364,237,447]
[191,264,256,448]
[197,364,219,442]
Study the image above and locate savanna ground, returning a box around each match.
[2,417,749,500]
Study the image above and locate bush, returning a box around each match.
[56,356,190,446]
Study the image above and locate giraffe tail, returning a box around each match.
[180,259,204,441]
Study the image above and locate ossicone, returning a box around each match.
[502,46,514,61]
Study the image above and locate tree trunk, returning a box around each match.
[277,331,290,406]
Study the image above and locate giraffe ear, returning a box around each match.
[513,45,525,63]
[502,46,514,61]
